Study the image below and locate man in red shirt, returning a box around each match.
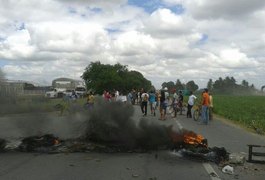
[201,88,210,125]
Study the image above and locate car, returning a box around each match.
[63,89,73,97]
[75,86,86,98]
[45,88,66,98]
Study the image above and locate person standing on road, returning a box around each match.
[201,88,210,125]
[87,92,95,109]
[164,87,170,115]
[132,89,137,105]
[171,90,178,118]
[178,90,184,115]
[141,90,149,116]
[127,91,133,104]
[159,90,168,120]
[187,91,197,118]
[114,89,119,101]
[209,92,213,120]
[149,90,156,116]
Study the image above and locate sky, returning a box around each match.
[0,0,265,89]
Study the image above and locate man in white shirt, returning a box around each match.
[187,91,197,118]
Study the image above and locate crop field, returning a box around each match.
[213,95,265,133]
[0,95,87,115]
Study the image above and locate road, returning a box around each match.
[0,104,265,180]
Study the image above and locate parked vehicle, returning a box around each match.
[75,86,86,98]
[63,89,73,97]
[45,88,66,98]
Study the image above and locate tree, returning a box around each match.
[213,77,237,93]
[81,61,151,94]
[161,82,167,89]
[224,76,236,89]
[161,81,175,92]
[212,76,257,95]
[186,80,199,92]
[241,80,249,87]
[207,79,213,91]
[175,79,184,91]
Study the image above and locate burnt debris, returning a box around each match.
[19,134,60,152]
[179,146,229,164]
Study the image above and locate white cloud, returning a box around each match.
[113,31,156,56]
[0,0,264,89]
[28,22,109,54]
[0,30,36,59]
[218,48,258,68]
[143,8,194,37]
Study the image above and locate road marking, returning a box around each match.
[203,163,221,180]
[175,120,221,180]
[175,119,183,129]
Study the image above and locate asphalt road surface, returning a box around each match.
[0,104,265,180]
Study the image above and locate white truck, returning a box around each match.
[45,88,66,98]
[74,86,86,98]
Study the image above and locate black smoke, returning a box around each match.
[85,99,174,150]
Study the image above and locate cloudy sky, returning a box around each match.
[0,0,265,89]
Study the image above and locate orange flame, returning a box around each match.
[183,131,206,147]
[170,129,207,147]
[54,139,60,145]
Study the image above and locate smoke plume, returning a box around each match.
[86,99,174,149]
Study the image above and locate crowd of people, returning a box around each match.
[85,87,213,125]
[134,87,213,124]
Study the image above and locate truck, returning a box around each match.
[74,86,87,98]
[45,88,66,98]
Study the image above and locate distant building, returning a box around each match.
[52,77,85,90]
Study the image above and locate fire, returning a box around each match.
[170,129,208,148]
[183,131,207,147]
[53,139,60,145]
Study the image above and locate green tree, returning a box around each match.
[186,80,199,92]
[207,79,213,91]
[212,76,257,95]
[175,79,184,91]
[213,77,236,93]
[161,81,175,92]
[81,61,151,94]
[241,80,249,87]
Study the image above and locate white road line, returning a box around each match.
[175,120,221,180]
[175,119,183,130]
[203,163,221,180]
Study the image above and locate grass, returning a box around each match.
[0,95,87,115]
[213,95,265,133]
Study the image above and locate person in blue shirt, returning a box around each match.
[149,90,156,116]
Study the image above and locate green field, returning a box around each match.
[0,95,87,115]
[213,95,265,133]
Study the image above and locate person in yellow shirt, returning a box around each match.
[87,92,95,109]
